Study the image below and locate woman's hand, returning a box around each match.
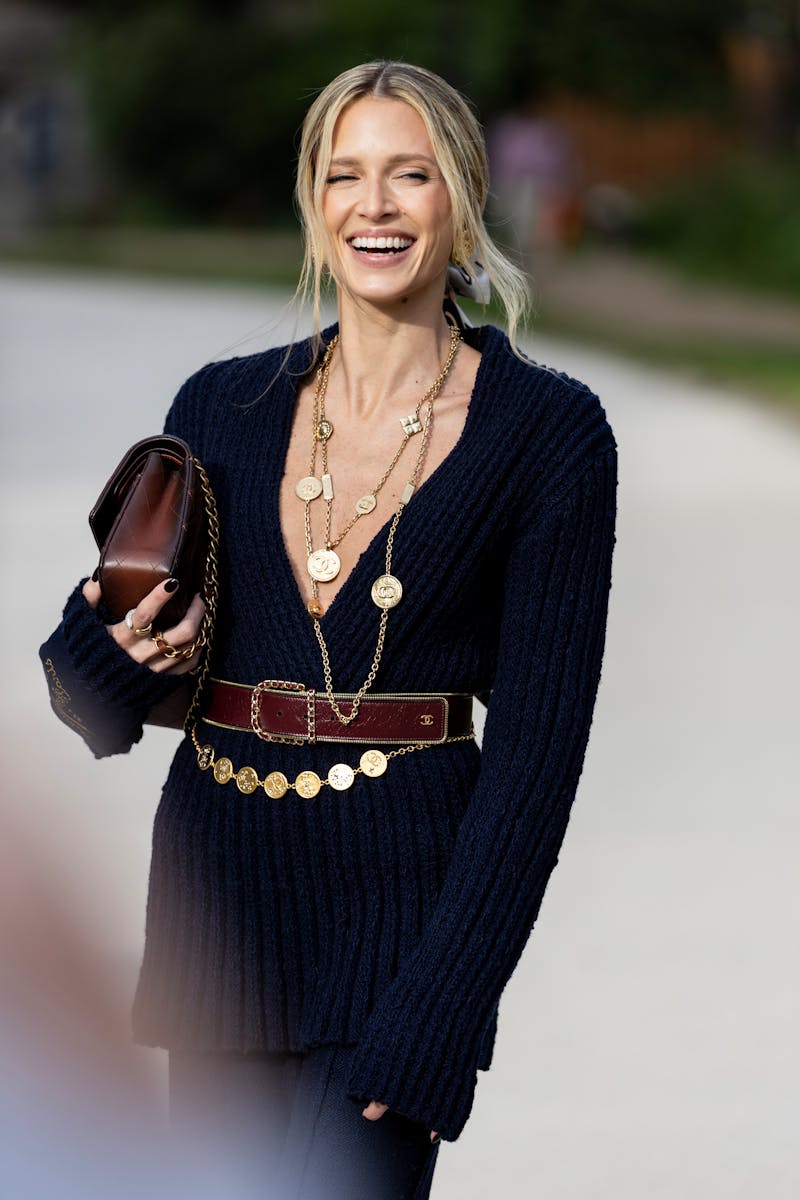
[362,1099,440,1144]
[82,576,205,675]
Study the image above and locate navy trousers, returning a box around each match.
[168,1045,441,1200]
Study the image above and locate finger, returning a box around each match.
[111,578,183,645]
[82,576,102,608]
[361,1100,388,1121]
[161,592,206,645]
[148,646,203,676]
[105,579,182,663]
[430,1130,440,1143]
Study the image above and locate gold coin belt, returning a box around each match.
[192,727,476,799]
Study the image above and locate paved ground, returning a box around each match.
[536,246,800,347]
[1,268,798,1198]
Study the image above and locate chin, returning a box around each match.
[341,272,444,312]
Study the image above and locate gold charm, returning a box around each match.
[371,574,403,609]
[236,766,259,795]
[296,476,322,501]
[316,419,333,441]
[360,749,388,778]
[296,770,322,798]
[321,473,334,500]
[328,763,356,791]
[264,770,289,799]
[401,414,423,435]
[308,548,341,582]
[197,744,215,770]
[213,757,233,785]
[307,598,324,618]
[355,493,377,515]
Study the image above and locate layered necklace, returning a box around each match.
[189,325,472,800]
[296,324,462,726]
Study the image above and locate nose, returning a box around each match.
[357,173,399,221]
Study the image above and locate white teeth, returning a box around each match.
[351,236,413,251]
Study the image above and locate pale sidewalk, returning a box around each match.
[536,246,800,346]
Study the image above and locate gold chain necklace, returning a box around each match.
[299,327,462,726]
[318,326,462,551]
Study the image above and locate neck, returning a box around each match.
[331,290,455,420]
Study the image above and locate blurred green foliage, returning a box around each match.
[632,158,800,299]
[60,0,749,224]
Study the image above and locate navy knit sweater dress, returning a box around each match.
[40,321,618,1142]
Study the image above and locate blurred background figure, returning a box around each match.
[0,3,98,241]
[0,806,171,1199]
[487,105,580,274]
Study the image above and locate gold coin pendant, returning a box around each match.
[296,770,322,798]
[236,766,259,795]
[328,763,356,791]
[264,771,289,799]
[308,549,341,582]
[371,574,403,609]
[197,744,215,771]
[359,749,388,778]
[316,419,334,441]
[213,757,233,784]
[296,476,323,501]
[355,493,377,515]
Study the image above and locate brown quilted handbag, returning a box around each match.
[88,435,217,632]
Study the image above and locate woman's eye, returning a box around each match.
[400,172,429,182]
[326,174,357,184]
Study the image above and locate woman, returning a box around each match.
[40,61,618,1199]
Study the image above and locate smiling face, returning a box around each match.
[321,97,454,314]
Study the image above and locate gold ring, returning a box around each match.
[134,621,153,637]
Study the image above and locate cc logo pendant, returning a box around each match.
[371,574,403,609]
[308,549,341,582]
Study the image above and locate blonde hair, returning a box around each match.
[293,60,531,360]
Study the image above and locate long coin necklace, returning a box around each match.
[299,326,462,726]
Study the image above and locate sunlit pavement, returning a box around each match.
[2,268,798,1199]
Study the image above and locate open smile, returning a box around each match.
[345,235,417,263]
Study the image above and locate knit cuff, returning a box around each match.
[345,978,491,1142]
[61,579,185,714]
[39,579,187,758]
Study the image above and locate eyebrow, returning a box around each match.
[328,154,438,168]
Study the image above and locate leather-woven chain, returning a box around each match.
[185,459,221,745]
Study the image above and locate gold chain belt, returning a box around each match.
[192,727,475,799]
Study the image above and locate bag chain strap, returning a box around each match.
[186,458,221,745]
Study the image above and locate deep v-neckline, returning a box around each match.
[272,327,488,631]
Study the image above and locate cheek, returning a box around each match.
[319,201,344,262]
[321,195,340,235]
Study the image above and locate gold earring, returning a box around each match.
[456,227,475,264]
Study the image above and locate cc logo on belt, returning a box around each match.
[419,714,434,726]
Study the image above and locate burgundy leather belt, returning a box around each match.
[202,678,474,745]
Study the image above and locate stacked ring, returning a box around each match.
[124,609,153,637]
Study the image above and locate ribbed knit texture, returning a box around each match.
[44,323,617,1141]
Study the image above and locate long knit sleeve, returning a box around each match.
[39,581,188,758]
[344,440,618,1140]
